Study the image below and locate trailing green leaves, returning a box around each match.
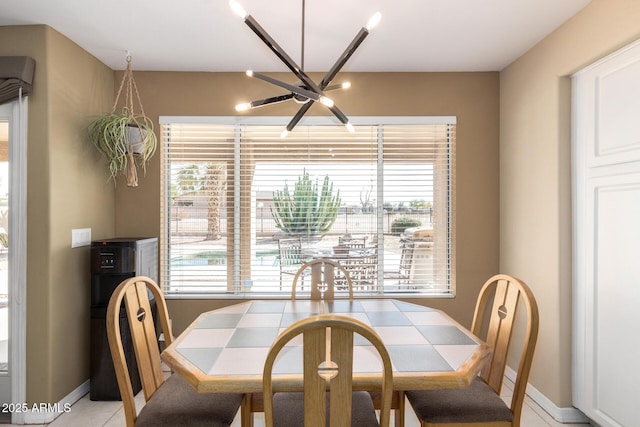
[87,110,156,186]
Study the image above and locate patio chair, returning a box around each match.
[263,314,393,427]
[342,245,378,290]
[106,276,242,427]
[277,237,304,290]
[383,239,415,287]
[405,274,539,427]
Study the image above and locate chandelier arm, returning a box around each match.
[243,16,318,90]
[321,27,369,89]
[285,101,349,133]
[242,14,331,99]
[291,27,373,132]
[250,71,326,104]
[285,103,313,131]
[249,93,295,109]
[324,84,344,91]
[296,22,376,130]
[327,105,349,125]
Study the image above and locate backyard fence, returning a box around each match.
[170,209,433,238]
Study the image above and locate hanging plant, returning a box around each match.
[88,55,157,187]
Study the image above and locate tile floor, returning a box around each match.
[6,375,593,427]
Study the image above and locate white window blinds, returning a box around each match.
[161,118,455,297]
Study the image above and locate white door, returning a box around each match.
[572,39,640,427]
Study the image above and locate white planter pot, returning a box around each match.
[126,125,147,155]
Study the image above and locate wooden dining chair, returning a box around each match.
[263,315,393,427]
[405,274,539,427]
[290,258,353,301]
[106,276,243,427]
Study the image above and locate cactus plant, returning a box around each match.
[270,170,341,237]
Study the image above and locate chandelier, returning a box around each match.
[230,0,381,137]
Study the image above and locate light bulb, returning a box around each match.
[235,103,251,112]
[341,82,352,89]
[346,122,355,133]
[366,12,382,31]
[319,96,334,108]
[229,0,247,19]
[280,129,289,138]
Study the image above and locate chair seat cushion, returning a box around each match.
[136,374,242,427]
[272,390,379,427]
[405,377,514,424]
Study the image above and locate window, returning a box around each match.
[160,117,455,297]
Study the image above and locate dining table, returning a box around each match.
[302,245,376,260]
[161,299,491,427]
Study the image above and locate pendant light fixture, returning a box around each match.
[230,0,381,138]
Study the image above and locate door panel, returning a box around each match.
[573,38,640,427]
[589,177,640,426]
[591,51,640,166]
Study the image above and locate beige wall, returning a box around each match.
[117,71,500,340]
[500,0,640,408]
[0,25,115,404]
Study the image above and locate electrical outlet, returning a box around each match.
[71,228,91,248]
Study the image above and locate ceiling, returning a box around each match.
[0,0,591,73]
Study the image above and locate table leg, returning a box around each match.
[240,393,253,427]
[369,390,405,427]
[394,391,405,427]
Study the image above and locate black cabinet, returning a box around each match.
[89,238,157,401]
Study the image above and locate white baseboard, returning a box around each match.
[505,367,591,424]
[21,380,89,424]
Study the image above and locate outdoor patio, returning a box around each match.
[167,232,440,294]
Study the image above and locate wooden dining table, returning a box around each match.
[161,299,491,426]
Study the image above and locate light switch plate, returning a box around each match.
[71,228,91,248]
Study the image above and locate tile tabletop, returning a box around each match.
[161,299,490,393]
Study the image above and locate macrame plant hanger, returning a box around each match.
[112,54,146,186]
[88,53,156,187]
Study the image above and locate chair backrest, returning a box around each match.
[344,246,378,290]
[263,315,393,427]
[471,274,539,421]
[359,248,378,287]
[399,239,415,277]
[291,258,353,301]
[278,237,303,266]
[106,276,174,427]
